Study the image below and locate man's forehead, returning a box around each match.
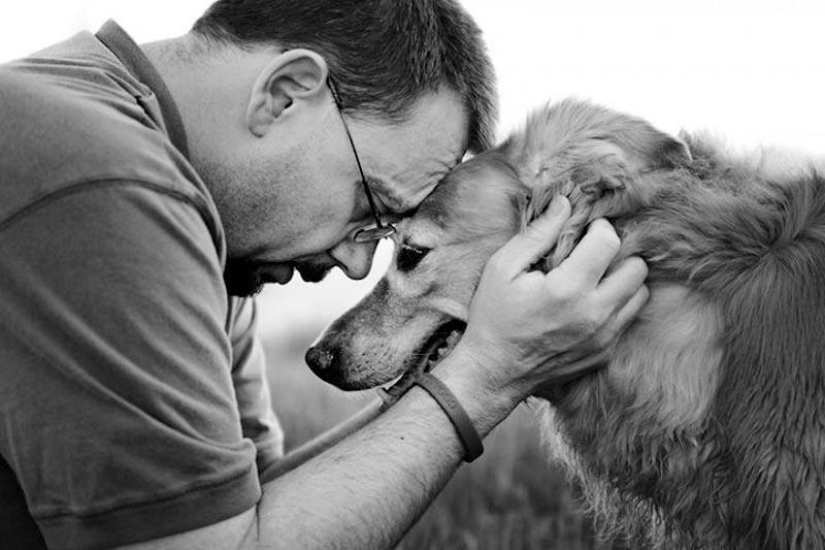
[367,86,470,214]
[377,149,467,215]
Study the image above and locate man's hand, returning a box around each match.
[454,194,649,401]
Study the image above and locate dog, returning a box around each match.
[305,99,825,549]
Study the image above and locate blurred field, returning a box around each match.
[263,327,623,550]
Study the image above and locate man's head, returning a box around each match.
[173,0,497,295]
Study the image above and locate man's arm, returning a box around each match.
[122,195,649,549]
[121,382,503,550]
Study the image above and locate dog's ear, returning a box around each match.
[563,105,690,201]
[507,99,690,269]
[569,133,690,199]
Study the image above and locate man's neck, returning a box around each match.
[140,35,276,166]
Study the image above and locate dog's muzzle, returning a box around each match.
[306,319,468,392]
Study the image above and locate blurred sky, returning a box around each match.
[2,0,824,340]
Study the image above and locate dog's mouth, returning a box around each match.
[415,319,467,375]
[379,319,466,399]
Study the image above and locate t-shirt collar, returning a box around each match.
[95,20,190,159]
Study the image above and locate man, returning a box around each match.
[0,0,648,548]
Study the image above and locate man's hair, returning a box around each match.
[192,0,497,152]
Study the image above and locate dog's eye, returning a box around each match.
[397,244,430,272]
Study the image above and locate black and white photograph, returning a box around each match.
[1,1,824,548]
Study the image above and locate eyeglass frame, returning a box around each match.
[327,76,397,243]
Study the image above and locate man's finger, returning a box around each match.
[610,284,650,334]
[493,195,571,275]
[594,256,649,310]
[555,218,620,286]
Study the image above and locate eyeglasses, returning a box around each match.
[327,77,397,243]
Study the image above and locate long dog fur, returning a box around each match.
[508,101,825,549]
[309,99,825,549]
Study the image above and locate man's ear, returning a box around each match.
[246,49,328,137]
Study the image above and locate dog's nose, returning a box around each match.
[305,345,336,372]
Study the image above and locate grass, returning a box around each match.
[263,327,620,550]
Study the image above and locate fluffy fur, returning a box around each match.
[307,99,825,549]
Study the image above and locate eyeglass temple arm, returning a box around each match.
[327,77,387,229]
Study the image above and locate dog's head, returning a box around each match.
[305,150,527,389]
[305,99,689,390]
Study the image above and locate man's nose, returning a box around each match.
[329,239,378,280]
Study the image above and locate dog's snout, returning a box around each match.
[305,345,336,372]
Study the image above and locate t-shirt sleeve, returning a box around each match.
[227,297,284,477]
[0,181,261,549]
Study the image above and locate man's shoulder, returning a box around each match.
[0,36,210,226]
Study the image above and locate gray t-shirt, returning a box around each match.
[0,21,282,549]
